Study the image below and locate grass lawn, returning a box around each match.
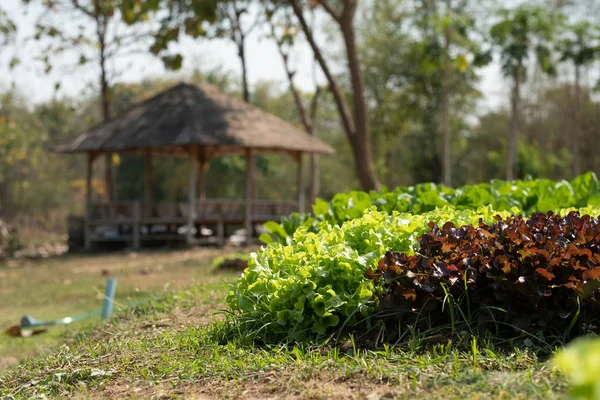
[0,246,251,372]
[0,247,570,399]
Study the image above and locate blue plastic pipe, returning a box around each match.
[101,278,117,320]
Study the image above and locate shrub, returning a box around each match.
[213,253,250,272]
[0,219,21,259]
[365,211,600,340]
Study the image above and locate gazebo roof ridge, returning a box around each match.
[55,81,335,156]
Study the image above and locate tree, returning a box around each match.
[121,0,381,190]
[266,4,321,203]
[359,0,486,186]
[122,0,259,103]
[23,0,153,201]
[436,2,490,186]
[359,0,412,187]
[412,0,490,186]
[558,21,599,177]
[216,0,261,102]
[490,6,559,181]
[287,0,380,190]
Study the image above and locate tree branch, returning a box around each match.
[316,0,341,23]
[289,0,356,140]
[309,86,321,127]
[104,30,155,54]
[70,0,94,19]
[270,19,312,132]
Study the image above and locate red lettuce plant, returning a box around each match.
[365,211,600,339]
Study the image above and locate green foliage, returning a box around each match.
[0,7,16,45]
[227,206,516,341]
[0,93,84,215]
[361,0,487,185]
[559,21,600,68]
[490,5,561,79]
[263,173,600,245]
[119,0,237,70]
[23,0,155,103]
[553,336,600,400]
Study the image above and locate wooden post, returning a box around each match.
[245,148,254,245]
[198,151,207,203]
[132,201,141,250]
[217,220,225,247]
[197,150,207,219]
[144,149,153,218]
[296,152,305,213]
[187,146,199,245]
[104,153,114,202]
[84,152,94,250]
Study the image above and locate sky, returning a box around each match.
[0,0,509,112]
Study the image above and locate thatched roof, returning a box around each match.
[55,82,334,156]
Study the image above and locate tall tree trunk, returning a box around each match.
[100,57,113,201]
[290,0,380,191]
[442,25,451,186]
[339,4,380,191]
[507,64,521,181]
[95,2,113,201]
[270,17,321,206]
[309,152,319,205]
[308,89,321,205]
[572,64,581,177]
[238,39,250,103]
[232,0,250,103]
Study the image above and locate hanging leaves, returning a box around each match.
[160,54,183,70]
[455,54,468,72]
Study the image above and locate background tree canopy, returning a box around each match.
[0,0,599,235]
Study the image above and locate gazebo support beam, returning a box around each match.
[197,150,208,240]
[296,152,305,214]
[104,154,114,202]
[197,150,208,203]
[245,148,254,245]
[84,151,96,251]
[187,146,199,245]
[144,149,153,218]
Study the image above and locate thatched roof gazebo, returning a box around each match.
[57,82,334,249]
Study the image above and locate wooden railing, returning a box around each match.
[84,199,298,249]
[89,201,140,222]
[86,201,141,249]
[193,199,297,220]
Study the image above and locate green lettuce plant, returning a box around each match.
[262,172,600,245]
